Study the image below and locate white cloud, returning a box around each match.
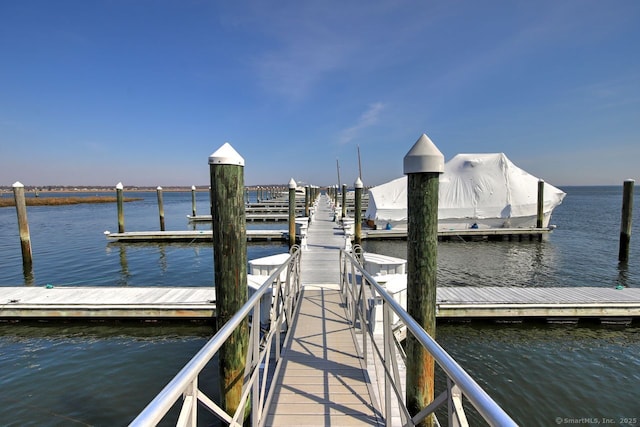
[338,102,385,145]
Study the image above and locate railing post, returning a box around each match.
[288,178,296,248]
[383,301,392,426]
[12,181,33,275]
[355,177,363,246]
[116,182,125,233]
[403,134,444,427]
[619,179,635,263]
[156,186,165,231]
[209,142,249,421]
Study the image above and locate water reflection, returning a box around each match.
[22,264,35,287]
[118,245,130,286]
[363,239,562,287]
[617,262,630,288]
[103,241,286,287]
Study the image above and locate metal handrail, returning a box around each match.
[340,247,517,427]
[130,245,302,427]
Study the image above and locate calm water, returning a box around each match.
[0,187,639,426]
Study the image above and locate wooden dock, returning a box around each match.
[363,226,553,241]
[189,213,291,222]
[265,194,383,425]
[0,286,216,320]
[3,284,638,323]
[436,286,640,321]
[104,229,288,242]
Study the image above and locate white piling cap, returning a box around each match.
[209,142,244,166]
[12,181,24,188]
[355,177,363,188]
[116,182,124,190]
[289,178,297,189]
[191,185,196,190]
[157,186,162,190]
[403,133,444,174]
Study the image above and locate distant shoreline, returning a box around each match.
[0,196,143,208]
[0,185,289,194]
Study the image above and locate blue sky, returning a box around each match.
[1,0,638,188]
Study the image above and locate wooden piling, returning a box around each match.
[116,182,125,233]
[619,179,634,263]
[191,185,197,217]
[288,178,296,248]
[537,179,545,229]
[341,184,347,219]
[305,185,310,217]
[156,186,165,231]
[354,178,363,246]
[404,134,444,427]
[12,182,33,272]
[209,143,249,420]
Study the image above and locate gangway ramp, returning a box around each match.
[266,195,382,425]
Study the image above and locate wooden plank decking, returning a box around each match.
[0,287,216,319]
[265,194,382,426]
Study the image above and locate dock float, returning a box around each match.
[188,213,291,222]
[436,286,640,322]
[2,285,640,323]
[0,286,216,320]
[104,229,288,242]
[363,226,553,241]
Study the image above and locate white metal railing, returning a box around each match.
[130,245,302,427]
[339,246,518,427]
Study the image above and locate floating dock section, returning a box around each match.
[363,227,553,241]
[2,285,639,323]
[104,229,288,242]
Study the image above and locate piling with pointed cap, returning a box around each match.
[619,179,634,263]
[191,185,197,217]
[288,178,297,248]
[116,182,125,233]
[156,186,165,231]
[208,142,249,420]
[404,133,444,427]
[354,178,363,246]
[12,182,33,272]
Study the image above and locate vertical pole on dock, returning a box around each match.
[116,182,125,233]
[619,179,634,263]
[354,177,363,246]
[12,181,33,272]
[156,186,165,231]
[288,178,296,248]
[305,185,310,217]
[191,185,197,217]
[404,134,444,427]
[341,184,347,219]
[536,179,545,229]
[209,142,249,420]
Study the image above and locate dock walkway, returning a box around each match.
[265,195,382,426]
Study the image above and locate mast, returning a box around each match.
[357,145,363,181]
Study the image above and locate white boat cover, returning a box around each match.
[365,153,566,230]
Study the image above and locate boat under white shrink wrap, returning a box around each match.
[364,153,566,231]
